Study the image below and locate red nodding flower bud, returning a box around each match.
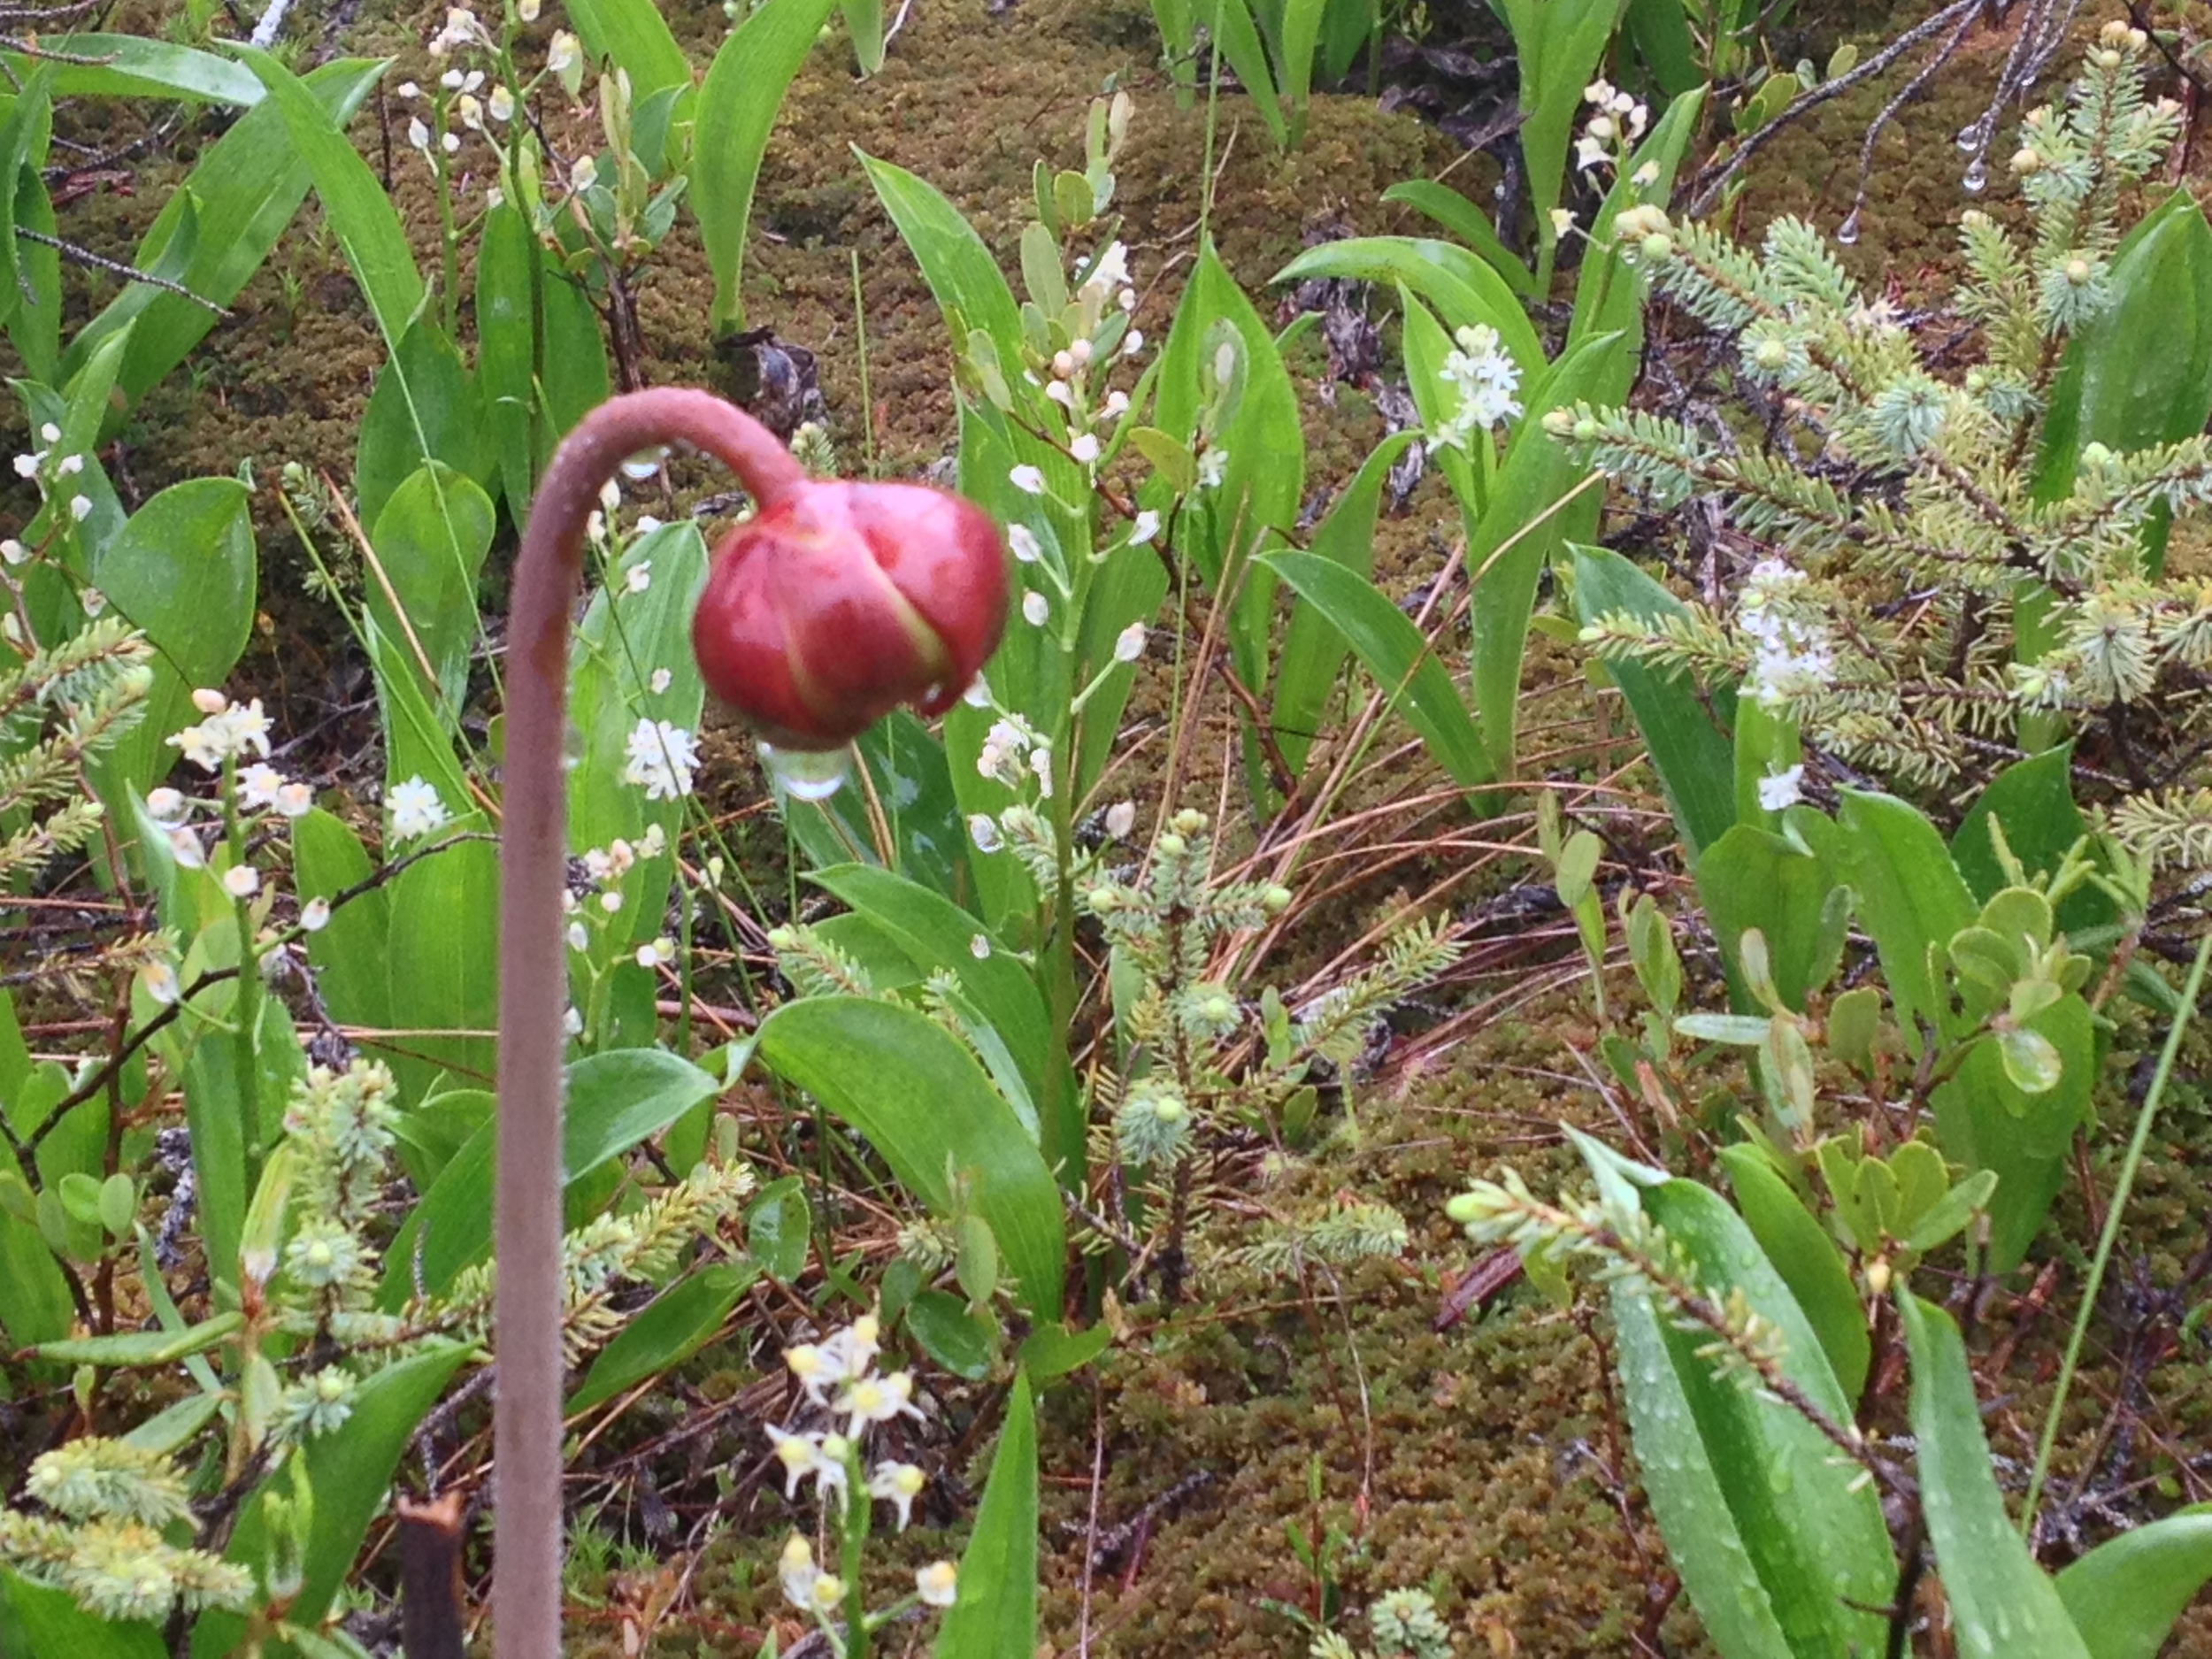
[691,480,1009,751]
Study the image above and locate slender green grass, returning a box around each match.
[2020,929,2212,1532]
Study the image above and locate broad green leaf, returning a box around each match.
[88,476,256,799]
[66,59,383,411]
[748,1177,812,1283]
[8,161,58,385]
[1932,992,2093,1271]
[1273,236,1543,377]
[36,1310,242,1366]
[1694,825,1840,1014]
[568,1262,760,1414]
[1953,746,2112,933]
[190,1343,470,1659]
[0,71,50,327]
[810,864,1077,1180]
[1264,549,1493,789]
[564,0,695,105]
[1717,1144,1869,1399]
[1821,789,1978,1045]
[123,1390,224,1455]
[694,0,837,333]
[1018,1320,1111,1379]
[355,326,495,537]
[780,711,976,907]
[905,1288,994,1379]
[0,36,261,103]
[381,831,498,1109]
[1279,0,1328,133]
[289,809,391,1036]
[1622,0,1699,95]
[2056,1506,2212,1659]
[0,1566,166,1659]
[755,997,1064,1312]
[365,464,495,720]
[934,1370,1037,1659]
[1898,1293,2092,1659]
[1380,180,1536,295]
[859,152,1025,351]
[1634,1175,1893,1655]
[1569,544,1737,858]
[381,1049,721,1302]
[236,48,421,345]
[1467,335,1617,775]
[1272,431,1417,775]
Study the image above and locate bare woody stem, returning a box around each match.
[495,388,801,1659]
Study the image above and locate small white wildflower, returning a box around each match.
[563,1005,584,1036]
[1757,764,1805,811]
[635,937,676,970]
[1196,448,1227,489]
[518,0,540,19]
[222,864,260,898]
[36,422,58,443]
[55,453,82,477]
[1022,590,1049,627]
[969,933,991,960]
[547,29,580,73]
[634,514,662,534]
[167,826,206,869]
[968,813,1002,853]
[1129,509,1159,545]
[1105,800,1135,838]
[649,667,673,695]
[1007,524,1042,564]
[440,67,465,89]
[192,687,229,716]
[0,539,24,565]
[779,1535,820,1609]
[1051,349,1075,380]
[1080,240,1129,295]
[917,1562,957,1608]
[1632,159,1659,185]
[1070,432,1101,465]
[1102,388,1131,419]
[962,677,993,709]
[1045,380,1073,407]
[301,897,331,933]
[387,775,449,841]
[1550,208,1576,237]
[1113,621,1146,663]
[868,1461,927,1531]
[599,889,624,913]
[67,495,91,523]
[462,69,485,92]
[1030,746,1054,800]
[457,94,483,130]
[139,962,180,1006]
[622,718,698,801]
[145,787,185,825]
[441,131,461,156]
[833,1369,923,1436]
[599,477,621,513]
[1122,328,1145,357]
[569,154,597,190]
[80,588,104,618]
[273,781,313,819]
[407,117,431,150]
[11,452,39,478]
[487,83,516,122]
[396,80,419,98]
[237,763,286,810]
[1009,464,1045,495]
[567,922,589,952]
[625,559,651,594]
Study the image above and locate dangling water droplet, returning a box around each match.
[1836,211,1861,246]
[1962,157,1987,195]
[621,447,667,481]
[758,740,849,802]
[1955,120,1984,153]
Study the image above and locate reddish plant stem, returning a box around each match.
[495,388,800,1659]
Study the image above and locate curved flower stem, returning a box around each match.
[495,388,801,1659]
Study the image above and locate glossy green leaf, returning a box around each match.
[755,997,1064,1312]
[0,71,50,326]
[859,151,1025,352]
[365,463,495,720]
[0,1566,166,1659]
[748,1177,811,1283]
[1898,1293,2092,1659]
[66,59,383,411]
[1273,432,1418,776]
[289,809,391,1036]
[1206,0,1288,148]
[2055,1505,2212,1659]
[694,0,837,333]
[1932,992,2093,1271]
[237,48,421,346]
[88,476,256,799]
[1717,1144,1869,1400]
[810,864,1076,1180]
[36,1310,242,1366]
[381,1048,721,1302]
[1569,544,1738,858]
[380,828,498,1109]
[0,36,261,103]
[355,325,495,536]
[1828,789,1978,1046]
[191,1343,470,1659]
[1953,746,2112,933]
[905,1288,994,1379]
[1018,1319,1112,1379]
[1264,549,1493,789]
[562,0,694,105]
[1381,180,1536,294]
[1468,335,1617,776]
[1695,826,1841,1015]
[1274,236,1543,377]
[569,1263,760,1414]
[934,1370,1037,1659]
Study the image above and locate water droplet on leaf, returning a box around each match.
[1836,211,1861,246]
[1963,157,1987,194]
[759,740,849,802]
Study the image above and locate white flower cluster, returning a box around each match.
[1738,558,1836,710]
[974,712,1052,802]
[1430,323,1523,454]
[151,690,316,896]
[1574,79,1650,173]
[10,420,93,533]
[769,1317,957,1620]
[165,687,273,775]
[386,774,450,841]
[622,716,698,801]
